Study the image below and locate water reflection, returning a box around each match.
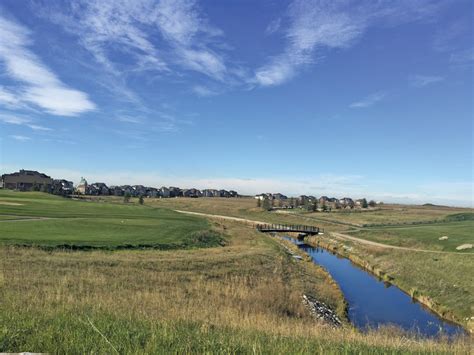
[284,236,464,337]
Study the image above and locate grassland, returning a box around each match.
[302,204,471,227]
[0,192,472,352]
[136,196,474,331]
[0,190,221,249]
[349,220,474,252]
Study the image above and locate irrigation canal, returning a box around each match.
[284,237,464,337]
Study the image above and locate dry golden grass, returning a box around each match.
[1,219,471,353]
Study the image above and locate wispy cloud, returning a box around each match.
[350,92,386,108]
[41,0,228,82]
[0,14,96,116]
[410,74,444,88]
[192,85,219,97]
[265,18,281,36]
[9,135,31,141]
[449,48,474,66]
[254,0,444,87]
[0,113,52,131]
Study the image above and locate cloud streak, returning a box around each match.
[254,0,443,87]
[410,75,444,87]
[350,92,386,108]
[0,113,52,131]
[0,14,95,116]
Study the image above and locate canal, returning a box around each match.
[286,237,464,337]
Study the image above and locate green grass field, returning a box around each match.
[0,191,472,352]
[350,221,474,252]
[0,190,220,249]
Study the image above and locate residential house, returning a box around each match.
[272,193,288,200]
[110,186,124,196]
[75,177,88,195]
[147,187,159,198]
[90,183,110,195]
[183,188,202,198]
[339,197,355,209]
[1,169,53,191]
[52,179,74,195]
[160,186,170,198]
[169,187,181,197]
[132,185,147,197]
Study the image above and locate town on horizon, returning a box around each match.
[1,168,463,209]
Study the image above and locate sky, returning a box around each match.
[0,0,472,206]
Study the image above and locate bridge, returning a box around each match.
[256,223,322,236]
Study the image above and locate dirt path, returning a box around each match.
[174,210,266,225]
[322,232,463,254]
[175,210,463,254]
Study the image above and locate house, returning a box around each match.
[120,185,134,196]
[110,186,124,196]
[202,189,216,197]
[272,193,288,200]
[219,189,231,198]
[255,193,274,200]
[355,198,368,208]
[52,179,74,195]
[90,183,110,195]
[229,190,238,197]
[183,188,202,198]
[75,177,88,194]
[1,169,53,191]
[160,186,170,198]
[147,187,159,198]
[132,185,147,197]
[339,197,355,208]
[318,196,329,204]
[169,187,181,197]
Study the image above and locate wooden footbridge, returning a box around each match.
[256,223,322,236]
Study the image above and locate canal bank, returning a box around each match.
[303,234,469,335]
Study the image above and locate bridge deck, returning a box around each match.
[256,223,321,235]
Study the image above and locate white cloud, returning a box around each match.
[42,0,227,82]
[254,0,444,87]
[410,75,444,87]
[265,18,281,36]
[0,113,52,131]
[0,15,96,116]
[9,135,31,141]
[349,92,386,108]
[192,85,218,97]
[449,48,474,65]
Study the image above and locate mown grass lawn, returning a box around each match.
[0,190,219,249]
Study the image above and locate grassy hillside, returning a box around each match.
[1,220,469,353]
[0,191,220,249]
[350,221,474,252]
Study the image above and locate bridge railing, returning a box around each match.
[256,223,321,234]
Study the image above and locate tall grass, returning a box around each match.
[1,220,470,353]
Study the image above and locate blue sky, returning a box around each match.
[0,0,472,206]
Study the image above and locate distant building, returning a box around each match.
[76,177,88,195]
[52,179,74,195]
[1,169,53,191]
[160,186,170,198]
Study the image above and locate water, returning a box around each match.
[286,237,464,337]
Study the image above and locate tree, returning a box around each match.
[138,195,144,205]
[262,197,272,211]
[289,197,295,208]
[123,192,131,203]
[361,198,368,208]
[40,184,50,193]
[321,202,328,212]
[368,200,377,207]
[256,198,261,208]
